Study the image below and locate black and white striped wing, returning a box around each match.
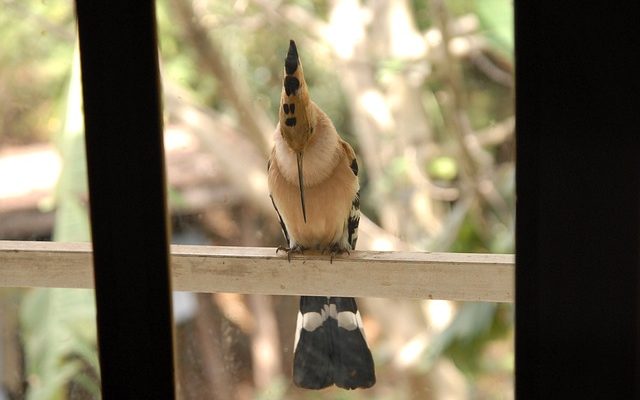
[347,158,360,250]
[347,190,360,250]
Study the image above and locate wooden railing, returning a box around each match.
[0,240,513,302]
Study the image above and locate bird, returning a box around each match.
[267,39,376,390]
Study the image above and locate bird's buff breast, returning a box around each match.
[269,157,357,249]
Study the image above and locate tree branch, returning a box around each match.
[170,0,273,156]
[429,0,513,228]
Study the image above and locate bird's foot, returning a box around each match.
[276,244,305,262]
[324,244,350,264]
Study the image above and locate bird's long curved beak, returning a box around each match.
[296,152,307,223]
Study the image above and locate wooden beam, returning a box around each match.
[0,241,513,302]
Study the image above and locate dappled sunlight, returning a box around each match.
[164,126,196,152]
[0,146,61,201]
[358,89,395,132]
[326,0,367,60]
[425,300,455,331]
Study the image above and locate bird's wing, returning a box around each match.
[268,157,290,247]
[341,140,361,251]
[347,189,360,250]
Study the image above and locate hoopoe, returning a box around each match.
[268,40,376,390]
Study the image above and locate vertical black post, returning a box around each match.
[516,2,640,399]
[75,1,175,398]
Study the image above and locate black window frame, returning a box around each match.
[515,1,639,398]
[75,1,176,398]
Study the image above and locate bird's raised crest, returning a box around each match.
[280,39,315,223]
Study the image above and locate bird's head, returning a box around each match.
[279,40,316,153]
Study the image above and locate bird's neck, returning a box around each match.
[274,111,341,187]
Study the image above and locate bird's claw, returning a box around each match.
[327,244,350,264]
[276,245,305,262]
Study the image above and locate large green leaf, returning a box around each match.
[20,288,97,400]
[52,45,90,242]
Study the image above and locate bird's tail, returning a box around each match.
[293,296,376,390]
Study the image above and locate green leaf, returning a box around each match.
[52,45,90,242]
[445,303,511,375]
[475,0,514,55]
[20,288,97,400]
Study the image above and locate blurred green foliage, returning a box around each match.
[475,0,513,57]
[0,0,74,144]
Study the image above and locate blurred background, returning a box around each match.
[0,0,514,398]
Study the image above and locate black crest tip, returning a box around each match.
[285,40,299,75]
[288,40,298,57]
